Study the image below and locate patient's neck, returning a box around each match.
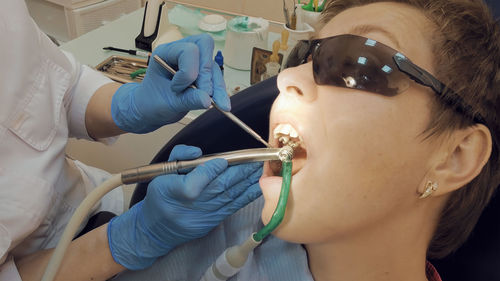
[305,215,434,281]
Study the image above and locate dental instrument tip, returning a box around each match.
[210,102,271,148]
[256,136,272,148]
[253,135,272,148]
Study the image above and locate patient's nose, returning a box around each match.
[277,62,317,102]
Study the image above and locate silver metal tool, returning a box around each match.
[283,0,290,28]
[121,147,293,184]
[153,55,271,148]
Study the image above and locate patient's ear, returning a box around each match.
[431,124,492,195]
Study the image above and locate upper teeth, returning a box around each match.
[273,123,303,145]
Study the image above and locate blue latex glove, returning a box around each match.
[111,34,230,133]
[107,145,263,270]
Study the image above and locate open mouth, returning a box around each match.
[269,123,308,176]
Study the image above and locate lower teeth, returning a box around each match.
[279,137,300,149]
[278,136,289,144]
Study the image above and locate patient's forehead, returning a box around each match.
[319,2,436,72]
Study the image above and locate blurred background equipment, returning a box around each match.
[25,0,141,43]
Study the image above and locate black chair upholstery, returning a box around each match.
[129,76,279,207]
[430,193,500,281]
[485,0,500,19]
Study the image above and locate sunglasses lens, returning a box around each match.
[281,35,483,124]
[284,40,311,69]
[312,35,410,96]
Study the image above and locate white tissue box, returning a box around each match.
[26,0,141,42]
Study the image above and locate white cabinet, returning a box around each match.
[26,0,142,43]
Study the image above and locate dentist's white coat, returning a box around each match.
[0,1,123,280]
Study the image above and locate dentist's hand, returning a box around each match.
[111,34,229,133]
[107,145,263,270]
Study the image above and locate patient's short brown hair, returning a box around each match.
[320,0,500,258]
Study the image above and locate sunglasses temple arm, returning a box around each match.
[393,55,444,93]
[284,41,312,69]
[393,55,485,123]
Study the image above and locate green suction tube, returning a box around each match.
[301,0,314,11]
[301,0,325,12]
[253,160,293,242]
[317,0,325,12]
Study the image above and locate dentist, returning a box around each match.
[0,1,262,281]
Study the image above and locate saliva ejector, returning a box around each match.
[41,145,295,281]
[200,146,294,281]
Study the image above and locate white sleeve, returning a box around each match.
[61,50,117,142]
[0,225,19,281]
[0,257,22,281]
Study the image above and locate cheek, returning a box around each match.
[317,94,432,200]
[291,100,430,235]
[318,90,431,176]
[321,103,429,190]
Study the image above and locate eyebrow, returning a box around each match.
[348,24,401,49]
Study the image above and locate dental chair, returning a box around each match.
[485,0,500,19]
[429,192,500,281]
[129,74,500,281]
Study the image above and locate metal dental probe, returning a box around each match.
[153,55,271,148]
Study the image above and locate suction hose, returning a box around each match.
[253,160,292,242]
[41,174,123,281]
[200,157,293,281]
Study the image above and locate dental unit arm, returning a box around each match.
[41,146,294,281]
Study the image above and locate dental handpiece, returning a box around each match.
[121,147,293,184]
[153,55,271,148]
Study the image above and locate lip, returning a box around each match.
[263,113,309,178]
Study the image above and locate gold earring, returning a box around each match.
[419,181,438,199]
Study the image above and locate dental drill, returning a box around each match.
[41,146,293,281]
[121,147,291,184]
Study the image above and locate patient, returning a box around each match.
[115,0,500,280]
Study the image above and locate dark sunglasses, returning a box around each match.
[285,34,485,124]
